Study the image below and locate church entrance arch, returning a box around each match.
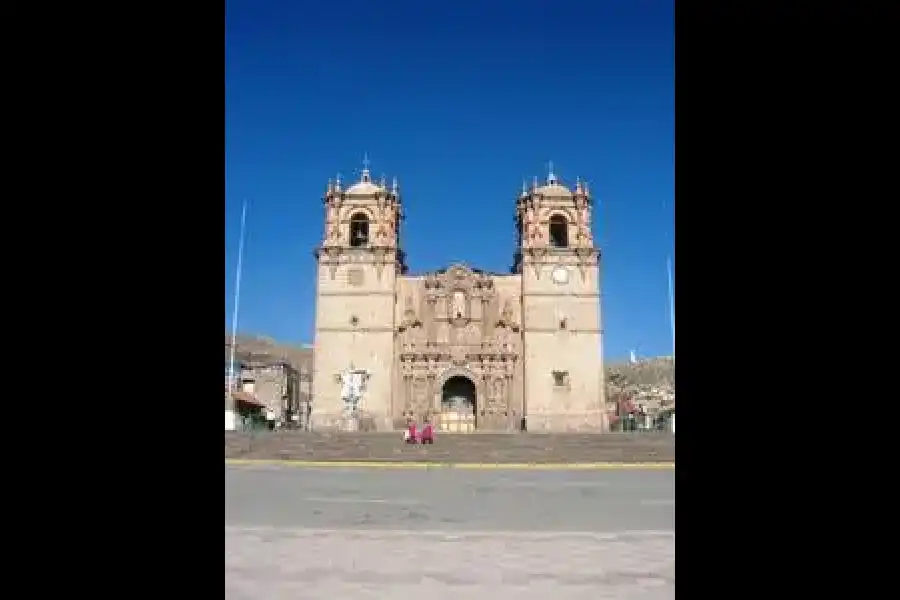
[438,372,478,433]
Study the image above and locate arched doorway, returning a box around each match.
[440,375,477,433]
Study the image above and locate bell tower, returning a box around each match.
[516,165,607,431]
[311,158,406,431]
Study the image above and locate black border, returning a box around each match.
[11,2,223,594]
[675,2,880,595]
[677,3,787,593]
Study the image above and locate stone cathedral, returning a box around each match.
[311,163,607,433]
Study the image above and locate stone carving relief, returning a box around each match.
[397,264,519,429]
[515,179,598,280]
[322,196,341,245]
[316,171,406,279]
[524,206,544,245]
[577,204,592,246]
[450,290,467,321]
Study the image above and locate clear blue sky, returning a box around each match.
[225,0,674,362]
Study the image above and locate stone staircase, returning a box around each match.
[224,431,675,464]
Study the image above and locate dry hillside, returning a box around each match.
[606,356,675,414]
[224,334,313,370]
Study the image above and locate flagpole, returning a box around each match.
[226,200,248,431]
[661,195,675,363]
[666,255,675,362]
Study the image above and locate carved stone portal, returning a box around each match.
[397,263,519,431]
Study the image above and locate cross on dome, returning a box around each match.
[361,153,371,181]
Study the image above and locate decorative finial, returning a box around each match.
[361,152,371,181]
[335,173,342,190]
[327,178,333,194]
[379,173,386,188]
[522,179,528,196]
[575,177,583,194]
[584,180,590,195]
[392,176,399,195]
[532,175,538,190]
[547,161,557,185]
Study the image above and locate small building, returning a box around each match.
[224,388,265,428]
[224,340,314,431]
[237,359,300,426]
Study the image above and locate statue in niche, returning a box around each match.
[337,366,370,415]
[451,290,467,320]
[495,324,509,349]
[405,325,425,350]
[499,299,519,330]
[403,295,416,320]
[492,377,504,405]
[399,295,420,330]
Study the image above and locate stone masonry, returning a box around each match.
[311,163,606,433]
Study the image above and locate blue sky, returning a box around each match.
[225,0,674,362]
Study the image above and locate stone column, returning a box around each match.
[425,374,435,420]
[503,373,513,431]
[402,374,412,416]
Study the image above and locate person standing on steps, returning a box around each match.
[404,418,419,444]
[420,419,434,444]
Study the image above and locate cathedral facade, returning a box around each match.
[311,164,607,433]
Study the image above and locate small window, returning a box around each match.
[349,213,369,247]
[349,315,359,327]
[549,215,568,248]
[551,370,569,387]
[559,318,567,330]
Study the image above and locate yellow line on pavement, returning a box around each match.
[225,459,675,470]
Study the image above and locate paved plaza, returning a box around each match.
[225,464,675,599]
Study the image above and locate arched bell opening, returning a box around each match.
[549,214,569,248]
[349,212,370,247]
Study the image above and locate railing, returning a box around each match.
[610,412,675,433]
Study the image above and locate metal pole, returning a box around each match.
[226,200,248,430]
[666,256,675,362]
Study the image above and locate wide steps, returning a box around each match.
[224,432,675,463]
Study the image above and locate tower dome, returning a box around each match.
[533,162,573,197]
[345,154,385,196]
[345,168,383,196]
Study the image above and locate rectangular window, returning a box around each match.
[551,370,570,388]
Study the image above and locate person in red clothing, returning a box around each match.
[404,419,419,444]
[420,419,435,444]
